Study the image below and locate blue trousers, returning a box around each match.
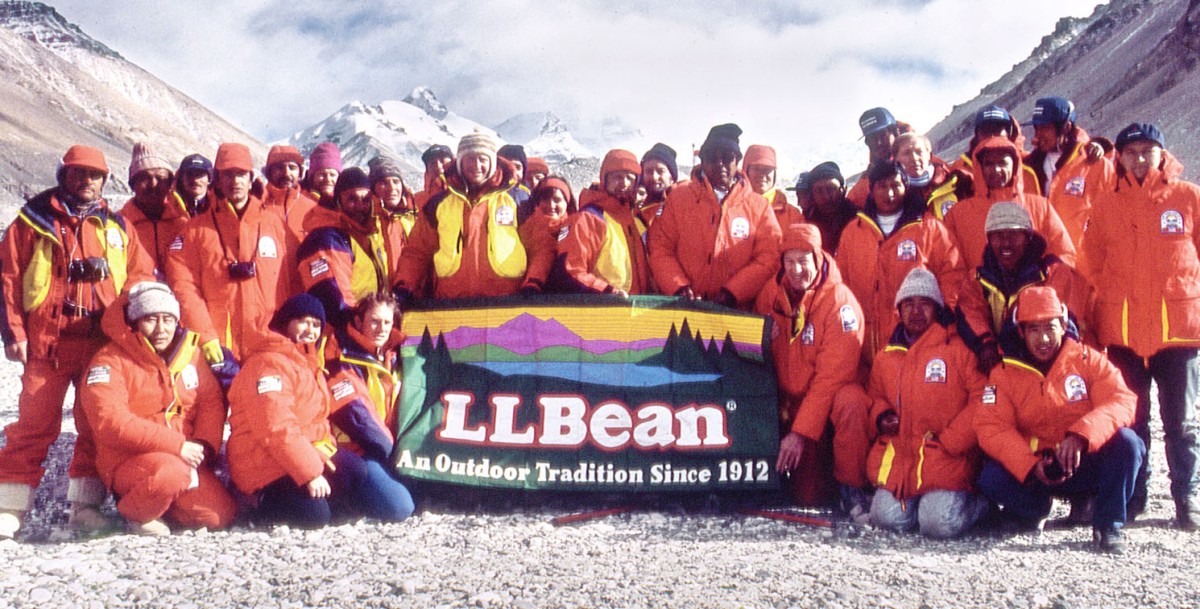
[1106,346,1200,511]
[257,450,415,528]
[976,428,1145,529]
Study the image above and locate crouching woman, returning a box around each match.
[79,282,236,535]
[227,294,414,528]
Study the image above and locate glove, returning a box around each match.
[710,288,737,308]
[201,339,225,366]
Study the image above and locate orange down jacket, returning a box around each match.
[942,137,1076,271]
[1084,150,1200,358]
[649,171,782,307]
[80,293,226,488]
[262,184,320,243]
[165,196,299,361]
[120,195,191,281]
[754,253,865,441]
[866,321,986,499]
[975,338,1135,482]
[835,208,964,362]
[226,331,336,494]
[560,186,652,295]
[1040,136,1116,275]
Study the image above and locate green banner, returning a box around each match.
[393,295,780,491]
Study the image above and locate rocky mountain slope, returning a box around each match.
[0,1,261,218]
[928,0,1200,179]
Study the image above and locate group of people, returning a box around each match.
[0,97,1196,555]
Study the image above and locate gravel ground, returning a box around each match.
[1,357,1198,609]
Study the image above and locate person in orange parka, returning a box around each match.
[975,287,1143,553]
[0,145,156,539]
[929,104,1042,220]
[648,123,781,309]
[393,132,554,301]
[835,162,965,364]
[561,149,652,296]
[297,167,396,327]
[845,107,912,209]
[80,282,236,535]
[121,142,190,281]
[891,133,953,220]
[956,203,1094,373]
[637,143,678,228]
[525,157,549,190]
[260,144,321,243]
[529,176,578,294]
[743,144,804,229]
[755,223,871,513]
[942,136,1076,271]
[165,143,299,365]
[227,294,413,527]
[866,268,989,538]
[1083,123,1200,527]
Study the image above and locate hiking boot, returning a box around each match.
[127,518,171,536]
[69,505,116,535]
[1093,526,1126,554]
[0,510,20,540]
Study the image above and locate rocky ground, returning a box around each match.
[0,357,1197,609]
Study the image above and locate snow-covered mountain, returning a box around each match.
[493,112,591,164]
[928,0,1200,179]
[0,1,261,216]
[284,87,501,182]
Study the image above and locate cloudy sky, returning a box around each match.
[54,0,1104,176]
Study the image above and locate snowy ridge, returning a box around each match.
[493,112,592,163]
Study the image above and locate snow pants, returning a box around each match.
[255,450,414,528]
[111,453,236,529]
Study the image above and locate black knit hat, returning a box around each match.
[420,144,454,167]
[640,142,679,181]
[698,123,743,162]
[497,144,528,169]
[333,166,371,200]
[808,161,845,188]
[269,294,327,334]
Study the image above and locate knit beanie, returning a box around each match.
[457,131,499,179]
[600,149,641,184]
[532,177,576,213]
[333,167,371,201]
[780,223,822,254]
[641,143,679,181]
[128,142,173,182]
[699,123,743,162]
[894,268,944,308]
[743,145,777,169]
[308,142,343,174]
[1014,286,1067,323]
[61,145,109,174]
[984,202,1034,234]
[368,155,406,187]
[269,294,327,334]
[265,145,304,170]
[125,281,180,323]
[497,144,527,169]
[421,144,454,167]
[808,161,845,188]
[526,157,549,177]
[214,143,253,173]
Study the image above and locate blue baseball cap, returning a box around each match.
[974,104,1011,130]
[1114,123,1165,151]
[176,153,213,178]
[1030,97,1075,127]
[859,107,896,137]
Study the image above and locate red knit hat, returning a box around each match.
[265,145,304,169]
[526,157,549,176]
[780,223,822,254]
[214,143,254,172]
[1014,286,1067,323]
[743,145,777,169]
[532,177,576,213]
[600,149,640,184]
[61,145,109,174]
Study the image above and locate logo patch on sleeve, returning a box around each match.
[256,375,283,394]
[331,379,355,401]
[180,364,199,390]
[839,304,860,332]
[1064,176,1086,197]
[85,366,110,385]
[982,385,996,405]
[309,258,330,278]
[168,235,184,251]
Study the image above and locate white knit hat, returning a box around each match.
[457,130,499,180]
[128,142,174,183]
[894,268,944,308]
[984,201,1033,234]
[126,281,180,322]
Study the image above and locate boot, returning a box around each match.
[0,510,20,540]
[127,518,171,536]
[68,504,117,535]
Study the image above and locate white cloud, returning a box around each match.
[52,0,1105,177]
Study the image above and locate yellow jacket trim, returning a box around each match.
[876,441,896,487]
[20,214,130,312]
[593,210,646,294]
[433,188,526,279]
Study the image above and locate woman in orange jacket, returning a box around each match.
[866,269,989,537]
[742,145,804,229]
[80,282,235,535]
[227,294,414,527]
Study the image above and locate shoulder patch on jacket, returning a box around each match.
[1064,176,1086,197]
[730,217,750,240]
[331,379,355,401]
[896,239,917,261]
[180,364,199,390]
[1161,210,1185,235]
[982,385,996,405]
[168,235,184,251]
[1064,374,1088,402]
[256,375,283,394]
[800,322,815,345]
[258,236,279,258]
[309,258,331,278]
[85,366,111,385]
[839,305,860,332]
[556,224,570,242]
[925,358,947,383]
